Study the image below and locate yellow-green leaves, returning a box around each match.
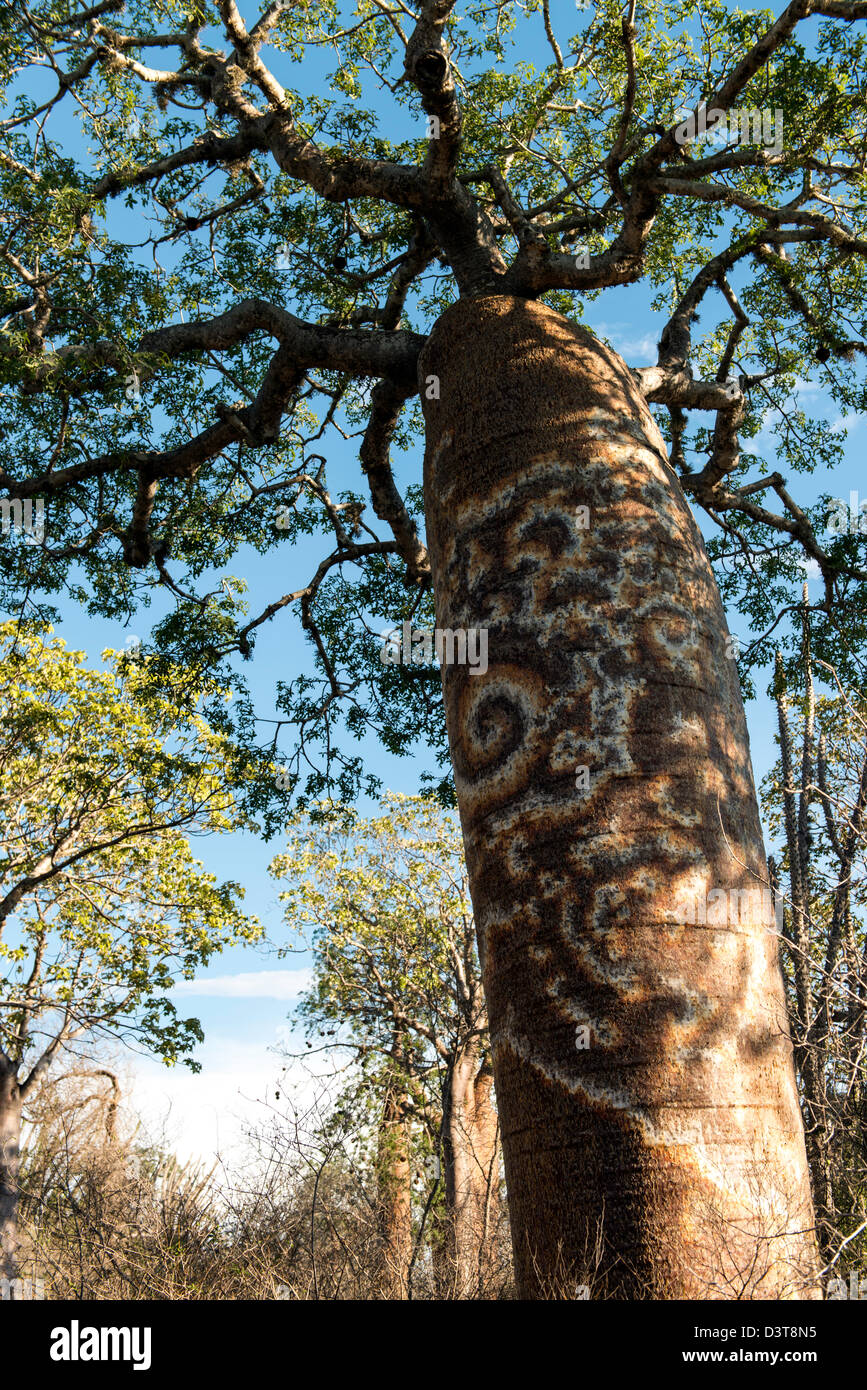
[0,621,261,1083]
[270,791,480,1065]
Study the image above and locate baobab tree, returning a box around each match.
[4,0,867,1295]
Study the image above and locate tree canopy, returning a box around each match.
[272,794,484,1126]
[0,621,261,1091]
[1,0,867,802]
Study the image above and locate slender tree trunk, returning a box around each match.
[469,1057,501,1291]
[420,294,821,1300]
[376,1087,412,1299]
[772,652,837,1254]
[0,1065,22,1283]
[443,1045,476,1297]
[442,1047,501,1298]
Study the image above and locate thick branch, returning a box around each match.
[359,380,431,589]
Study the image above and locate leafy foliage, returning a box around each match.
[0,620,261,1083]
[1,0,867,792]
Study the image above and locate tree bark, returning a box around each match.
[0,1065,22,1283]
[420,294,821,1300]
[468,1056,501,1289]
[376,1086,413,1299]
[443,1046,501,1297]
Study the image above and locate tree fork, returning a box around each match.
[419,295,821,1300]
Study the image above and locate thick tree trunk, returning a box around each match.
[376,1088,413,1299]
[420,295,821,1300]
[0,1066,22,1283]
[443,1045,501,1297]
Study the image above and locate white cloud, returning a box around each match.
[129,1037,339,1166]
[590,320,659,362]
[829,414,858,436]
[612,331,658,361]
[171,969,313,1000]
[131,1041,281,1165]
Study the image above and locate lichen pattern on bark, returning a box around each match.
[420,295,820,1300]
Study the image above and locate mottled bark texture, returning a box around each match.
[420,295,820,1300]
[0,1067,21,1281]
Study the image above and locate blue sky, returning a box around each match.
[6,0,864,1161]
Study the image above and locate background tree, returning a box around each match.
[271,793,505,1298]
[6,0,867,1292]
[764,601,867,1275]
[0,621,260,1280]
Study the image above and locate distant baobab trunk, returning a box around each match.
[420,295,820,1300]
[376,1083,412,1299]
[0,1064,22,1282]
[443,1043,500,1297]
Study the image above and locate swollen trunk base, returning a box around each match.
[420,296,820,1300]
